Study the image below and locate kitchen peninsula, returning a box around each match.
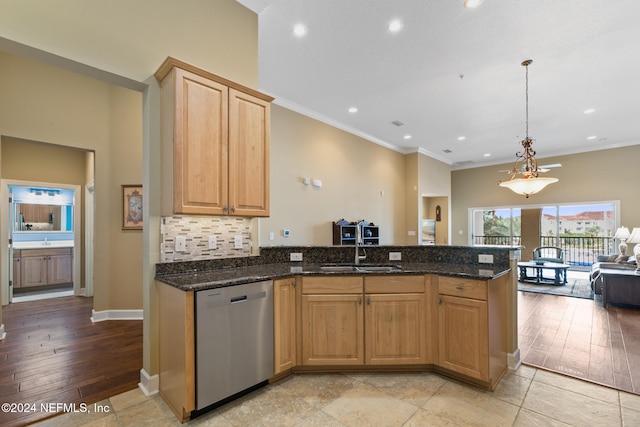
[155,244,520,422]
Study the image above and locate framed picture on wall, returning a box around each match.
[122,185,143,230]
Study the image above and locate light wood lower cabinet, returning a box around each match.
[157,282,195,422]
[300,275,429,366]
[274,277,297,374]
[14,248,73,288]
[436,274,507,390]
[301,276,364,365]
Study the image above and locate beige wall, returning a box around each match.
[451,145,640,246]
[0,52,143,311]
[261,105,407,246]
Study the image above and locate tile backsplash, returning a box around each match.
[160,216,253,262]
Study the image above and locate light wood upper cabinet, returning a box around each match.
[274,277,297,374]
[228,88,270,217]
[156,57,272,217]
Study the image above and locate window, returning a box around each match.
[472,202,618,265]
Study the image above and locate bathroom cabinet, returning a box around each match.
[14,247,73,288]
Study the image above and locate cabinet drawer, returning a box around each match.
[438,276,487,300]
[364,275,425,294]
[302,276,363,294]
[20,247,72,257]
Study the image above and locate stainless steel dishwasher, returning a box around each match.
[195,280,274,413]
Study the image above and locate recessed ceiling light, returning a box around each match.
[464,0,484,8]
[388,19,403,33]
[587,135,597,140]
[404,135,412,140]
[484,153,491,157]
[584,108,596,114]
[293,23,307,37]
[348,107,358,113]
[457,136,466,141]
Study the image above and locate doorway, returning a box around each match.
[0,136,95,306]
[3,180,82,303]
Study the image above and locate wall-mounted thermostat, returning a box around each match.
[283,229,291,237]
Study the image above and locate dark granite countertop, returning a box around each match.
[155,262,511,292]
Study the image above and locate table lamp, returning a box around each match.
[625,227,640,271]
[614,226,631,255]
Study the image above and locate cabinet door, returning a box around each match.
[20,256,47,287]
[301,294,364,365]
[365,293,427,365]
[274,278,297,374]
[438,294,489,381]
[13,255,21,289]
[173,67,229,215]
[47,254,73,285]
[228,88,270,217]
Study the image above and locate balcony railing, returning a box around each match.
[473,235,614,266]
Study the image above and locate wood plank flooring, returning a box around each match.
[518,290,640,395]
[0,296,142,426]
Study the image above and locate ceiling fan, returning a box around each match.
[499,163,562,174]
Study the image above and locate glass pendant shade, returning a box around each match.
[499,176,558,197]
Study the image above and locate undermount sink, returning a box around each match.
[356,265,401,272]
[319,264,401,272]
[320,265,358,272]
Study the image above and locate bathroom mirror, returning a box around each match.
[14,203,73,232]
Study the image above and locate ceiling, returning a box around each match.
[239,0,640,170]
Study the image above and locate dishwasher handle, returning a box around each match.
[206,291,267,309]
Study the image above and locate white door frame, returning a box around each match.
[1,179,84,304]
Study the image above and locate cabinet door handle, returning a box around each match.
[455,285,464,290]
[223,205,228,213]
[358,297,362,305]
[438,297,442,305]
[291,279,296,288]
[367,296,371,305]
[231,205,236,213]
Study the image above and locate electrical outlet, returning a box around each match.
[290,252,303,261]
[208,235,217,250]
[234,235,243,249]
[389,252,402,261]
[175,236,186,252]
[478,254,494,264]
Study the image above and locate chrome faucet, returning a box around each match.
[354,224,366,265]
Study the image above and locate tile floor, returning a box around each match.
[33,365,640,426]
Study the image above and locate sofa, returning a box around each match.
[590,254,637,295]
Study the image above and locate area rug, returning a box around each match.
[518,278,594,299]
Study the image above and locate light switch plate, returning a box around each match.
[290,252,303,261]
[234,235,243,249]
[208,235,217,250]
[175,236,186,252]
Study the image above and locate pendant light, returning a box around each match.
[499,59,558,198]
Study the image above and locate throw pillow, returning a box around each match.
[607,254,619,262]
[615,255,627,263]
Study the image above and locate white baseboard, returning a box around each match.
[91,308,143,322]
[0,323,5,340]
[508,348,522,371]
[138,368,159,396]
